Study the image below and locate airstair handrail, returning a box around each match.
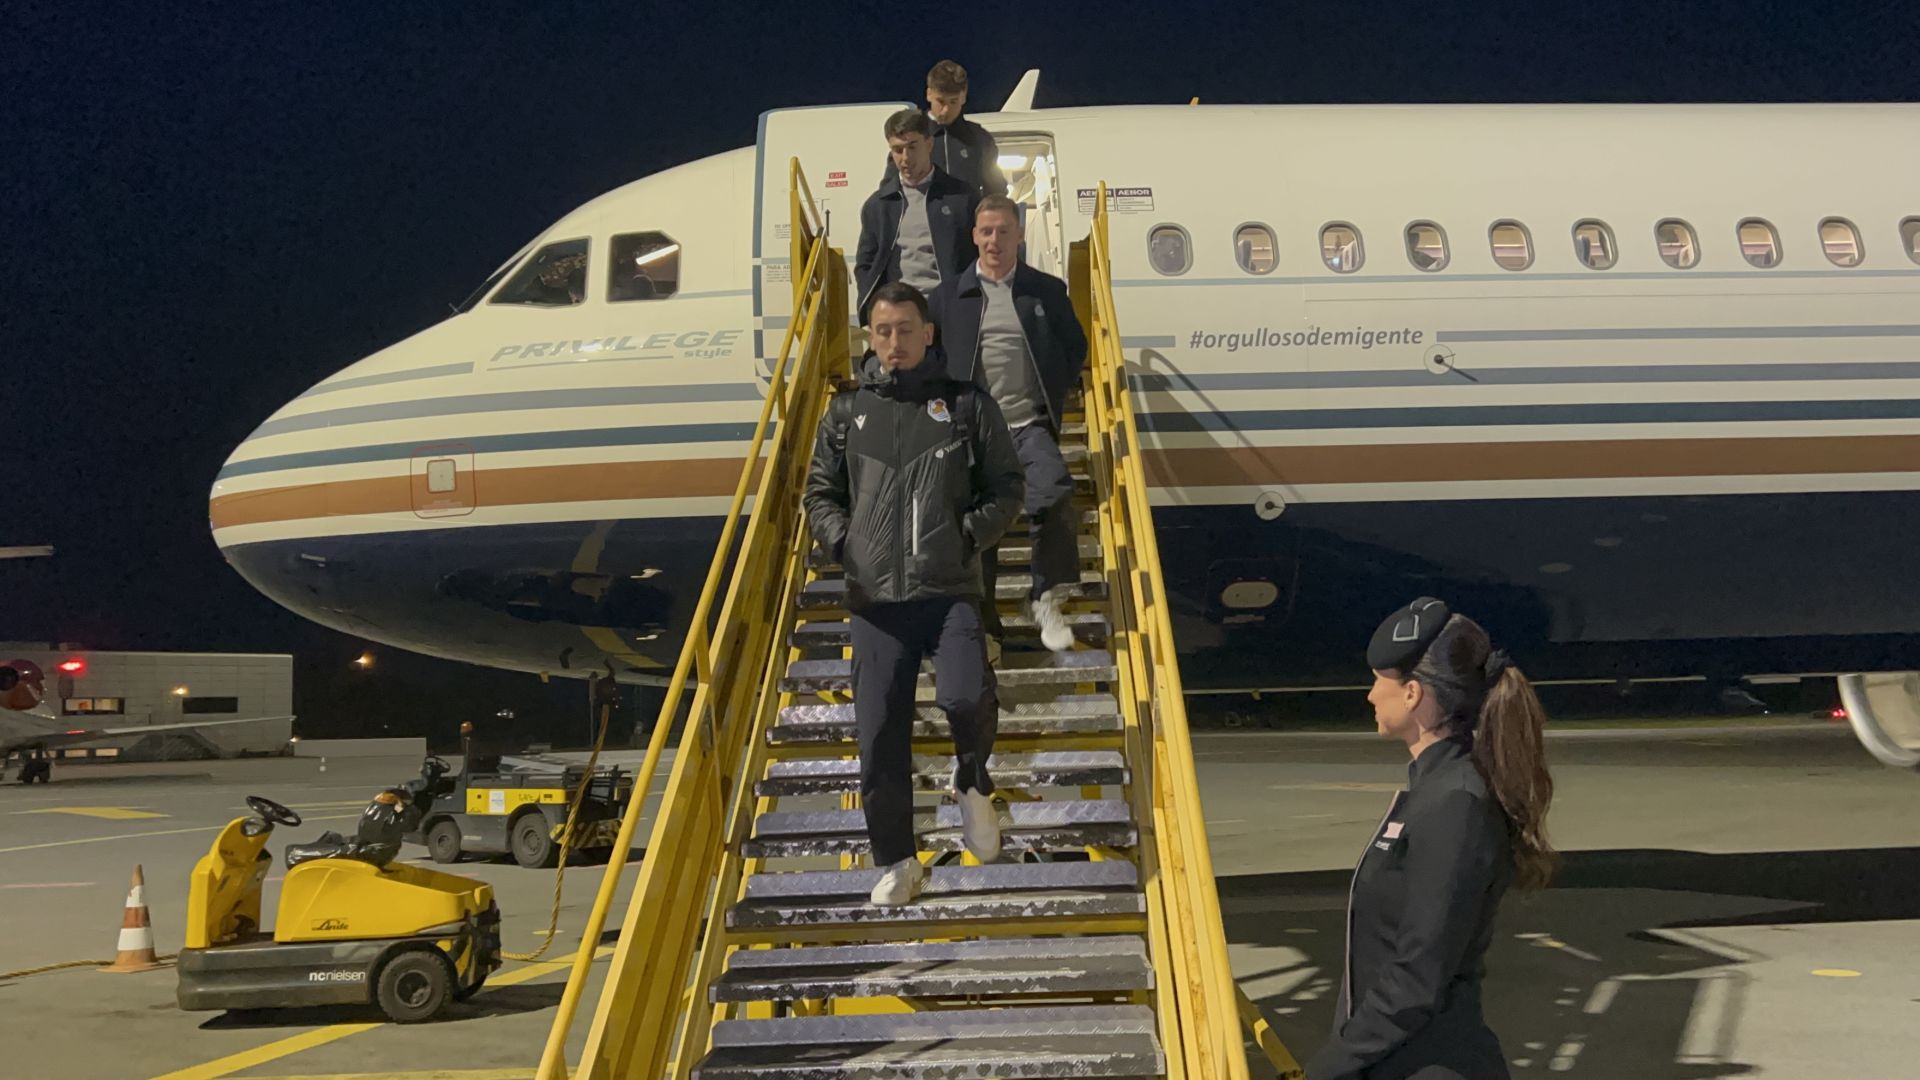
[1083,181,1262,1079]
[534,158,845,1080]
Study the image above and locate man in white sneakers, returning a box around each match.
[804,282,1026,905]
[932,196,1090,654]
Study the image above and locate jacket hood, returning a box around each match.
[858,347,956,400]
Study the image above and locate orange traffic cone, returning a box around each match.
[101,864,162,973]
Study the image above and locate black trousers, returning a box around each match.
[851,596,999,867]
[983,421,1078,634]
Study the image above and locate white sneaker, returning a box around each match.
[956,788,1001,863]
[869,856,926,906]
[1031,587,1074,652]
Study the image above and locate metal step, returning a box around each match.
[808,536,1101,571]
[693,1004,1163,1080]
[1003,506,1101,532]
[709,935,1153,1002]
[778,649,1116,694]
[770,694,1122,745]
[744,798,1136,858]
[791,611,1109,650]
[755,750,1128,797]
[995,537,1102,564]
[799,573,1107,611]
[726,860,1146,931]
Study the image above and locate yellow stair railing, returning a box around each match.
[1075,182,1298,1079]
[533,157,848,1080]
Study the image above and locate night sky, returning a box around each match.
[7,1,1917,742]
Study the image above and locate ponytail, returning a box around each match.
[1473,664,1556,891]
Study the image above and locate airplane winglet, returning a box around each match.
[1002,69,1040,113]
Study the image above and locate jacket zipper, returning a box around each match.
[894,404,908,588]
[1343,791,1405,1021]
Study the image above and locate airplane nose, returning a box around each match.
[210,385,711,679]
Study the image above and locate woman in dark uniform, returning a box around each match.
[1307,598,1556,1080]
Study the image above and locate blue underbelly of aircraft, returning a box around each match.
[223,491,1920,688]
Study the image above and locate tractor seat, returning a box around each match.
[284,832,403,870]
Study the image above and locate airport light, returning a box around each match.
[57,657,86,675]
[171,685,189,697]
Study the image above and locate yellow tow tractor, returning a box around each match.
[175,790,501,1023]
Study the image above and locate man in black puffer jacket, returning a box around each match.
[804,282,1024,906]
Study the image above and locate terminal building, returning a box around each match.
[0,644,293,761]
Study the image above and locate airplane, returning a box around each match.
[205,72,1920,762]
[1,659,295,783]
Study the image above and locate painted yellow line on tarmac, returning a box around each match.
[1812,968,1862,977]
[13,805,168,820]
[149,1023,384,1080]
[247,1060,537,1068]
[0,813,360,855]
[148,946,613,1080]
[245,1071,534,1080]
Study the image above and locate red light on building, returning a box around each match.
[57,658,86,675]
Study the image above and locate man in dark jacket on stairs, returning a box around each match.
[804,282,1026,906]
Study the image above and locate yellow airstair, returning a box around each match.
[532,165,1301,1080]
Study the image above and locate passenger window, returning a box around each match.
[1489,220,1533,271]
[1572,220,1617,270]
[1234,224,1277,274]
[1738,219,1782,268]
[1817,219,1863,268]
[1655,219,1700,269]
[608,231,681,301]
[1904,218,1920,266]
[491,238,590,307]
[1320,223,1363,273]
[1404,222,1448,272]
[1147,225,1191,275]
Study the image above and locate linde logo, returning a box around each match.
[311,918,349,931]
[489,330,744,365]
[307,969,365,983]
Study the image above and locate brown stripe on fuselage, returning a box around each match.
[209,457,762,530]
[1140,435,1920,488]
[210,435,1920,532]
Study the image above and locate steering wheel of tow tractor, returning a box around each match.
[422,755,452,780]
[245,795,303,828]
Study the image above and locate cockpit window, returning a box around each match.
[455,247,530,314]
[608,232,682,301]
[490,238,590,307]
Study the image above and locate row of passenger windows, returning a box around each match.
[1150,216,1920,276]
[475,231,684,308]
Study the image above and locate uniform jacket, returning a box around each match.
[803,351,1023,611]
[931,262,1089,434]
[855,166,981,321]
[1307,736,1514,1080]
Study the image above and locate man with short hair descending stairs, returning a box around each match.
[801,280,1024,908]
[694,303,1158,1076]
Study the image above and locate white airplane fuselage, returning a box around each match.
[209,101,1920,689]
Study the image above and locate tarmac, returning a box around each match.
[2,720,1915,1078]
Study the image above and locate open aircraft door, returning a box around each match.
[750,102,909,383]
